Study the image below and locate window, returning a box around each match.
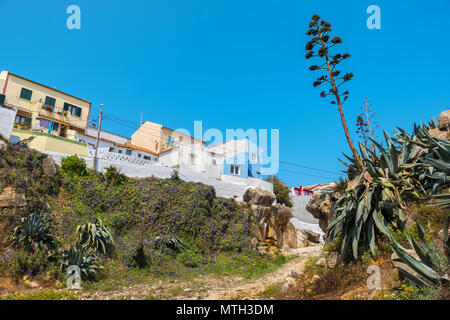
[138,153,142,158]
[230,165,240,176]
[126,149,132,156]
[252,153,257,162]
[15,115,32,125]
[189,153,196,165]
[166,135,177,146]
[51,122,60,132]
[212,159,216,165]
[63,103,82,117]
[118,150,123,154]
[143,155,152,160]
[44,96,56,110]
[20,88,33,101]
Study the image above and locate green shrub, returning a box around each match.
[177,249,201,267]
[0,290,78,300]
[266,176,293,208]
[3,249,51,281]
[61,155,87,176]
[104,166,128,186]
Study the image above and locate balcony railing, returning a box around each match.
[41,104,68,116]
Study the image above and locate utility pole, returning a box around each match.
[93,108,103,171]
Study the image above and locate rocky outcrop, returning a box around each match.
[243,187,276,207]
[0,186,27,208]
[305,183,338,235]
[429,109,450,141]
[438,109,450,131]
[244,187,310,250]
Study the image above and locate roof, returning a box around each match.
[6,71,92,104]
[128,144,158,155]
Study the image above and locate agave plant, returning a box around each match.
[75,219,115,258]
[389,216,449,287]
[8,211,58,252]
[58,246,100,282]
[329,123,450,262]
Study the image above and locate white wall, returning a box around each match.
[84,127,129,145]
[41,151,273,200]
[0,106,17,139]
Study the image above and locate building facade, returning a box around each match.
[0,71,91,139]
[207,139,263,179]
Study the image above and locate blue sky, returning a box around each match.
[1,0,449,187]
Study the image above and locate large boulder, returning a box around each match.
[266,204,294,248]
[300,229,320,243]
[0,140,7,153]
[243,187,276,207]
[305,183,338,234]
[0,186,27,208]
[282,222,298,249]
[438,109,450,130]
[42,155,57,176]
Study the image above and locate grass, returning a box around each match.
[261,283,282,298]
[0,289,78,300]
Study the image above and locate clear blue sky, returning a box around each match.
[1,0,449,187]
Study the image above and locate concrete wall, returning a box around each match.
[12,129,88,156]
[290,194,318,224]
[0,107,17,139]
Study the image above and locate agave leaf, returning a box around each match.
[395,266,433,287]
[367,217,377,258]
[389,240,441,284]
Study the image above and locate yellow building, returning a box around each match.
[131,121,205,154]
[0,71,91,140]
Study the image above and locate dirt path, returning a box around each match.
[80,245,322,300]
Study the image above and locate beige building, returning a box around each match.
[0,71,91,139]
[131,121,205,155]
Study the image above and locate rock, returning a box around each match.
[305,183,338,235]
[243,187,276,207]
[437,229,449,240]
[300,229,320,243]
[267,204,294,248]
[251,237,259,250]
[290,271,299,279]
[316,251,338,268]
[0,186,27,208]
[282,276,296,293]
[42,155,57,176]
[282,222,298,249]
[428,128,448,140]
[438,109,450,130]
[0,140,7,153]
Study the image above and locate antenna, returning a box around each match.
[140,112,143,125]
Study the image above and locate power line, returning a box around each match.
[278,168,340,181]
